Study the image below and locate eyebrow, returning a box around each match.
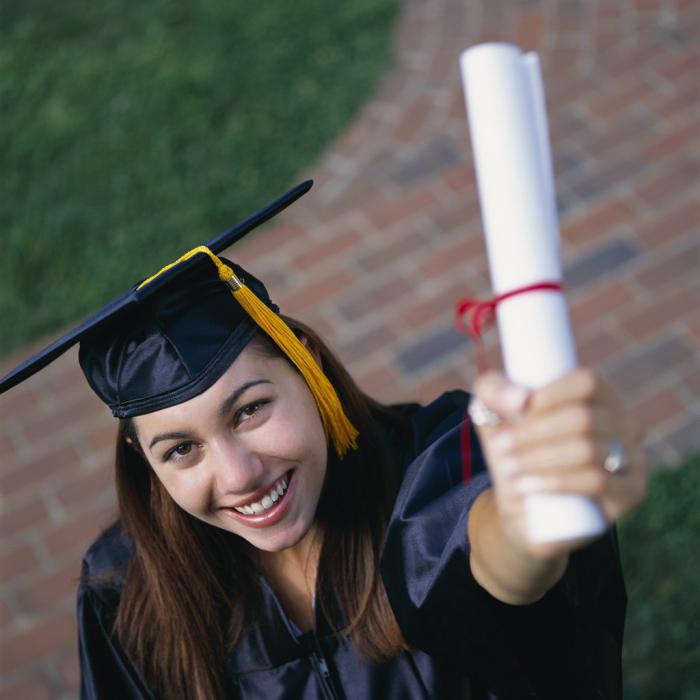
[147,379,272,452]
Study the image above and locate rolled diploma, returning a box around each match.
[460,43,607,543]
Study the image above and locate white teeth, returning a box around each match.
[232,473,290,515]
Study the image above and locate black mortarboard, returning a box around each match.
[0,180,358,456]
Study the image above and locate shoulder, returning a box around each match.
[403,390,470,455]
[80,520,134,593]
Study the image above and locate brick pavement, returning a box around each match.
[1,0,698,697]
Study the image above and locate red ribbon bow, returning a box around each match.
[454,281,563,370]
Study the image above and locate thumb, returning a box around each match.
[472,371,530,424]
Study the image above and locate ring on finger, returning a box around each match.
[603,440,627,474]
[468,396,503,427]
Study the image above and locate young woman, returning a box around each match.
[0,183,647,699]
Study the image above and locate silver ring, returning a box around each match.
[603,441,627,474]
[468,396,503,427]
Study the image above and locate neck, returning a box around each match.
[256,524,322,585]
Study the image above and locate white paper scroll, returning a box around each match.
[459,43,607,543]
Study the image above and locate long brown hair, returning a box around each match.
[106,317,409,699]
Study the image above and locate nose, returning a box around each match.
[208,435,266,499]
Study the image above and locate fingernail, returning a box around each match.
[504,386,530,415]
[515,476,544,494]
[490,431,514,456]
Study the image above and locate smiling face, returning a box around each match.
[131,341,328,552]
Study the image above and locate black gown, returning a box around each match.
[77,391,627,699]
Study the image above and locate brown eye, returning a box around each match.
[236,400,269,425]
[164,442,195,462]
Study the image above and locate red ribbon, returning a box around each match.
[455,281,563,481]
[454,281,563,373]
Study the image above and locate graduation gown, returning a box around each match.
[77,391,627,699]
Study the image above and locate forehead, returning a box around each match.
[132,346,281,434]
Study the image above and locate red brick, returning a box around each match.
[645,119,700,160]
[44,361,86,395]
[0,676,52,700]
[570,281,635,329]
[17,558,82,614]
[20,392,104,444]
[394,96,436,144]
[577,329,626,368]
[634,198,700,249]
[360,227,426,272]
[585,78,651,120]
[236,221,306,260]
[0,598,12,627]
[648,74,697,123]
[634,158,700,206]
[55,465,114,509]
[0,499,49,539]
[337,325,397,366]
[657,49,700,81]
[562,199,633,247]
[401,279,475,328]
[280,270,353,314]
[355,365,400,399]
[680,366,700,400]
[0,610,75,675]
[333,116,383,161]
[0,383,40,423]
[635,239,700,290]
[58,650,81,692]
[0,431,15,466]
[430,197,481,236]
[547,47,583,73]
[339,276,412,321]
[86,421,118,453]
[0,543,39,586]
[621,286,699,341]
[513,10,546,50]
[420,236,482,279]
[629,387,687,435]
[42,504,116,560]
[0,444,80,496]
[440,165,477,196]
[293,229,359,269]
[367,188,438,230]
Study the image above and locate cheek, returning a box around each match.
[269,397,327,465]
[151,468,211,516]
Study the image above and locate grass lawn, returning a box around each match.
[620,452,700,699]
[0,0,397,357]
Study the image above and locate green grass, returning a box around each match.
[620,453,700,700]
[0,0,397,357]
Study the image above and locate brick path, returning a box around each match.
[1,1,698,697]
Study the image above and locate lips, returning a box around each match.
[232,473,289,515]
[220,470,296,529]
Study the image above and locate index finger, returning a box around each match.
[527,367,618,415]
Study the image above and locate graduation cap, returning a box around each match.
[0,180,358,457]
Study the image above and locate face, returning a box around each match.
[132,344,328,552]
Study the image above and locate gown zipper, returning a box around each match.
[309,634,340,700]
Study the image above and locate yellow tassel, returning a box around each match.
[138,246,359,458]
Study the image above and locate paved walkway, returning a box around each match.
[1,0,698,697]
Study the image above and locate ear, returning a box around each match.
[298,333,323,367]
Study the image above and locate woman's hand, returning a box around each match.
[471,367,649,562]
